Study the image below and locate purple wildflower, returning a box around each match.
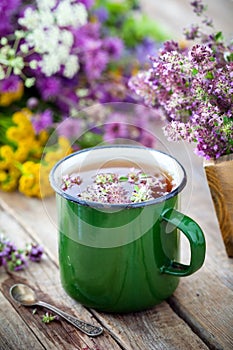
[92,80,128,103]
[0,235,44,271]
[93,7,109,22]
[134,38,160,64]
[85,49,109,80]
[78,0,94,10]
[139,130,157,148]
[102,37,124,60]
[129,0,233,159]
[0,0,22,36]
[36,77,62,100]
[27,97,39,110]
[57,118,82,140]
[31,109,53,134]
[26,243,44,262]
[72,22,101,53]
[10,252,28,271]
[190,0,206,16]
[189,44,213,66]
[159,40,179,54]
[103,113,129,142]
[0,236,27,271]
[0,75,21,93]
[183,25,200,40]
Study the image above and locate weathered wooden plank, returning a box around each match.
[0,290,46,350]
[167,163,233,350]
[0,200,209,349]
[0,192,58,262]
[2,154,233,348]
[0,208,120,350]
[1,136,233,349]
[91,303,209,350]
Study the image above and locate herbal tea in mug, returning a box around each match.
[61,160,175,204]
[50,146,205,313]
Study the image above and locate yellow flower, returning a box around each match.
[7,128,35,149]
[7,109,35,144]
[6,127,21,142]
[14,143,30,162]
[12,109,32,126]
[19,175,35,191]
[0,165,20,192]
[44,152,59,164]
[21,161,37,175]
[0,81,24,107]
[0,145,15,160]
[0,177,18,192]
[44,137,72,164]
[58,137,73,154]
[39,164,55,198]
[0,160,9,170]
[38,130,49,146]
[29,140,43,159]
[19,161,43,198]
[0,171,7,182]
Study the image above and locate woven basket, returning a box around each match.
[204,154,233,257]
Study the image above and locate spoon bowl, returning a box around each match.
[10,283,103,337]
[10,284,37,306]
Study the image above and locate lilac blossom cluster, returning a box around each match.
[129,0,233,160]
[0,235,43,271]
[102,106,160,148]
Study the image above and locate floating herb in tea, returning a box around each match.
[61,165,175,204]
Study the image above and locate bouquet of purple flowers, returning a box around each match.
[129,0,233,160]
[0,0,166,197]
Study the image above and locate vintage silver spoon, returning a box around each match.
[10,283,103,337]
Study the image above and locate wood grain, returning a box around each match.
[0,289,45,350]
[204,154,233,257]
[2,147,233,349]
[0,207,120,350]
[0,201,210,350]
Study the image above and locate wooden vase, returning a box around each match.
[204,154,233,257]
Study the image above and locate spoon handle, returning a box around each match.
[37,301,103,337]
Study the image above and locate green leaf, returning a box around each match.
[42,312,56,324]
[225,52,233,62]
[139,173,149,178]
[77,131,103,149]
[205,71,214,79]
[192,68,198,76]
[121,14,169,48]
[119,176,128,182]
[215,31,223,42]
[223,116,233,125]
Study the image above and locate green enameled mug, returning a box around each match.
[50,145,206,313]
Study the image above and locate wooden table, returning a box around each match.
[0,139,233,350]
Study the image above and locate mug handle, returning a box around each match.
[160,208,206,277]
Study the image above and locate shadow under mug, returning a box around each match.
[50,145,206,313]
